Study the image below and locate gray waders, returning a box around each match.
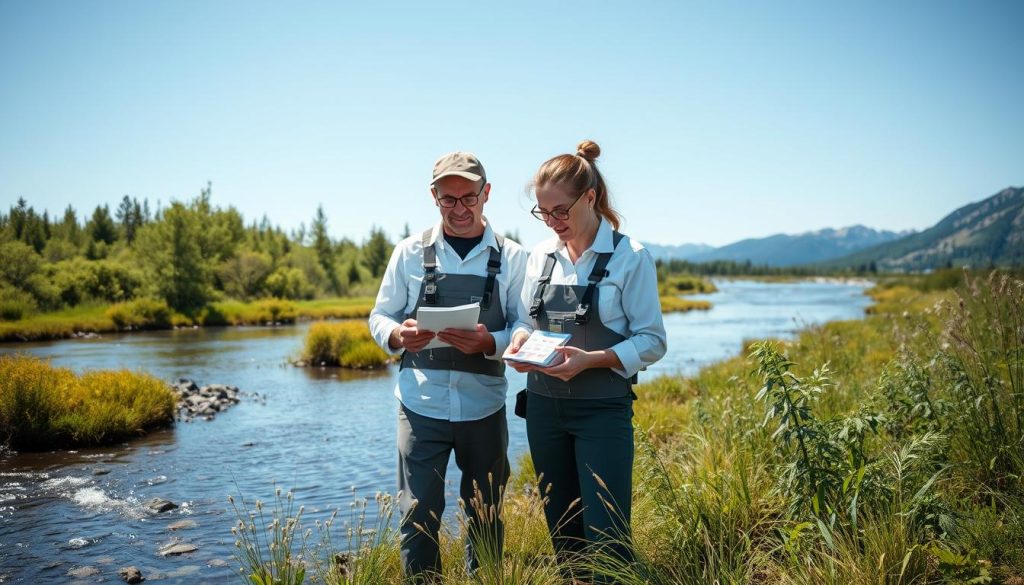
[396,229,511,582]
[525,230,636,581]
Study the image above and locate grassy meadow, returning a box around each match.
[233,269,1024,584]
[0,296,377,342]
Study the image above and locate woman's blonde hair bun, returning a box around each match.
[576,140,601,162]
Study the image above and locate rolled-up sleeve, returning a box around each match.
[609,248,667,379]
[368,244,409,356]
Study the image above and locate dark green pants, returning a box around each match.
[526,392,634,580]
[397,404,510,583]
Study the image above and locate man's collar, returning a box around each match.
[429,218,498,252]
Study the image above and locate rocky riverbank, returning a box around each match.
[169,379,265,422]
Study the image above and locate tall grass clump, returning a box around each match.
[230,487,311,585]
[0,354,175,449]
[301,322,392,369]
[294,297,377,320]
[231,487,406,584]
[211,298,299,326]
[659,296,712,313]
[105,297,173,329]
[659,274,718,296]
[232,482,559,585]
[938,270,1024,490]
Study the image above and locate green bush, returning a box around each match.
[105,298,173,329]
[0,286,37,321]
[265,267,315,300]
[48,258,143,306]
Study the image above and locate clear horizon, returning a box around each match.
[2,1,1022,248]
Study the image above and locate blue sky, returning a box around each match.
[1,0,1021,247]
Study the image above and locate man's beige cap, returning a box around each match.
[431,152,486,185]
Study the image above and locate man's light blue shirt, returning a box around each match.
[368,220,527,422]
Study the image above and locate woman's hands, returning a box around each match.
[504,330,538,373]
[504,333,622,381]
[541,346,597,381]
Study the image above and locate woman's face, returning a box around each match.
[534,183,596,243]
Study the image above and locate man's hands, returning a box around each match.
[389,320,495,356]
[389,319,435,352]
[437,323,495,356]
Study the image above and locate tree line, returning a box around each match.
[0,184,394,316]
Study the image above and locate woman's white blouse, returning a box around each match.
[513,218,667,379]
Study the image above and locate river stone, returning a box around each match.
[119,566,144,583]
[176,378,199,392]
[207,558,229,567]
[144,498,178,513]
[92,467,111,476]
[158,542,198,556]
[167,519,197,531]
[67,566,100,578]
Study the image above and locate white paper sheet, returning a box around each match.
[416,302,481,350]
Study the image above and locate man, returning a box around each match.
[368,152,526,582]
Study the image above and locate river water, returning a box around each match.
[0,279,872,583]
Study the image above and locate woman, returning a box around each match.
[506,140,667,579]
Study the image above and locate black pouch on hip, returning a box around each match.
[514,389,528,419]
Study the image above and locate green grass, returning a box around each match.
[659,296,713,313]
[0,296,378,342]
[0,354,175,450]
[660,274,719,296]
[234,269,1024,583]
[0,303,116,341]
[300,321,393,369]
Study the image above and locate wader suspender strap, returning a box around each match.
[528,254,558,319]
[421,229,438,305]
[575,231,624,325]
[422,229,504,309]
[480,234,504,311]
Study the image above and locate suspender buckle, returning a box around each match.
[574,304,590,324]
[529,299,543,319]
[423,283,437,304]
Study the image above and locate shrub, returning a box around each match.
[105,298,173,329]
[0,286,38,321]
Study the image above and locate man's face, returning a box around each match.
[432,175,489,238]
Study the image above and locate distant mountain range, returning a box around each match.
[644,226,911,267]
[823,187,1024,271]
[643,186,1023,270]
[641,242,715,261]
